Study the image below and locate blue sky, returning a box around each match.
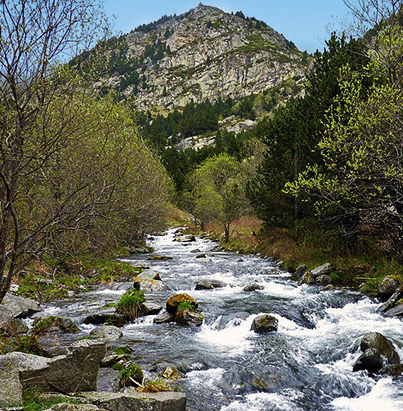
[103,0,351,53]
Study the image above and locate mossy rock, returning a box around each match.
[166,294,197,315]
[32,316,79,335]
[147,255,173,261]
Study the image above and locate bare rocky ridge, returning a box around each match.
[104,4,306,111]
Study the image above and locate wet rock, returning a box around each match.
[311,263,332,279]
[237,258,244,263]
[251,315,278,333]
[144,302,163,315]
[1,318,29,335]
[377,285,403,314]
[79,391,187,411]
[377,277,399,302]
[101,353,129,367]
[166,294,198,315]
[299,271,315,285]
[175,235,196,243]
[0,340,106,408]
[147,255,173,261]
[353,348,383,373]
[0,293,41,328]
[191,249,202,253]
[174,309,204,327]
[153,312,175,324]
[316,274,331,286]
[294,265,307,278]
[384,303,403,317]
[195,280,226,290]
[323,284,335,291]
[162,366,183,381]
[243,284,264,292]
[136,269,162,281]
[82,313,127,327]
[360,332,400,365]
[195,254,207,259]
[128,246,151,254]
[90,325,123,342]
[379,364,403,376]
[33,316,80,334]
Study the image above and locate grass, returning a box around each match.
[115,290,147,321]
[177,301,196,312]
[23,388,77,411]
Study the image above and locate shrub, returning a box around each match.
[116,290,147,321]
[177,301,196,312]
[113,362,144,389]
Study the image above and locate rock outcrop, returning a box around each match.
[0,339,106,408]
[251,315,278,333]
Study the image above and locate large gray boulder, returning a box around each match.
[79,391,187,411]
[377,286,403,315]
[0,293,41,327]
[360,332,400,365]
[0,339,106,408]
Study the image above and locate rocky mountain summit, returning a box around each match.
[92,3,307,111]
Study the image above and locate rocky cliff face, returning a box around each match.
[100,4,307,111]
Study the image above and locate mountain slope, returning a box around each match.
[92,4,307,111]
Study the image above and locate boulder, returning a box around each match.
[0,339,106,408]
[243,284,264,292]
[136,269,161,281]
[0,293,41,328]
[147,255,173,261]
[377,285,403,314]
[166,294,198,315]
[47,404,103,411]
[174,309,204,327]
[153,312,175,324]
[144,302,163,315]
[195,280,225,290]
[384,303,403,317]
[90,326,123,342]
[33,316,80,334]
[293,265,308,278]
[82,313,127,327]
[299,271,315,285]
[360,332,400,365]
[377,277,399,302]
[316,274,331,286]
[190,249,201,253]
[251,315,278,334]
[79,391,187,411]
[353,348,383,373]
[1,318,29,335]
[379,364,403,376]
[175,235,196,243]
[311,263,332,278]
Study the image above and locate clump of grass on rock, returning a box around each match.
[115,290,147,321]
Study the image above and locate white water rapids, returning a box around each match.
[39,229,403,410]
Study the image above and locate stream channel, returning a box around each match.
[38,229,403,410]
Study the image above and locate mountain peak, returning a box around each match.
[93,4,307,112]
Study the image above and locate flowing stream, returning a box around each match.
[39,229,403,410]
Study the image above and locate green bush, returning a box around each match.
[116,290,146,321]
[177,301,196,312]
[113,362,144,389]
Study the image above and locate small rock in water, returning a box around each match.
[90,325,123,342]
[251,315,278,333]
[195,280,225,290]
[243,284,264,292]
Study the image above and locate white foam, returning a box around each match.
[332,378,403,410]
[221,389,303,411]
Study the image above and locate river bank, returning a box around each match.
[184,216,403,297]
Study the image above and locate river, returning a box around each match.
[40,228,403,410]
